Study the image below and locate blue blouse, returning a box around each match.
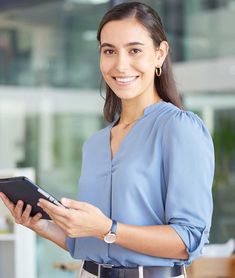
[66,101,214,267]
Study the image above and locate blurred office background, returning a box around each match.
[0,0,234,277]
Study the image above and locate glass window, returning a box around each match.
[0,0,109,88]
[185,0,235,60]
[0,91,105,278]
[211,108,235,243]
[0,1,109,277]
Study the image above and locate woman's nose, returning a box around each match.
[115,53,130,72]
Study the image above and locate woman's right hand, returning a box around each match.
[0,192,49,235]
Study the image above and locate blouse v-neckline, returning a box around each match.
[108,100,165,163]
[109,119,138,163]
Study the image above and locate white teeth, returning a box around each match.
[115,76,137,83]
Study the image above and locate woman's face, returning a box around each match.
[99,17,166,101]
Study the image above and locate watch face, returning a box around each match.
[104,232,116,244]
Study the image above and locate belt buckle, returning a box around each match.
[100,263,113,269]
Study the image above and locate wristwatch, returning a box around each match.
[104,219,117,244]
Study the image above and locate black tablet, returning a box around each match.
[0,176,64,220]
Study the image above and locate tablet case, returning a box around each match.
[0,176,62,220]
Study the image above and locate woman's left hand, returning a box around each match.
[37,198,112,239]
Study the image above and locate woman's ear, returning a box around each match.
[155,41,169,67]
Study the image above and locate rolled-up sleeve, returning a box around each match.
[66,237,76,256]
[162,111,214,264]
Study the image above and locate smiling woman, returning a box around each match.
[0,2,214,278]
[97,2,181,123]
[64,2,213,278]
[99,17,167,105]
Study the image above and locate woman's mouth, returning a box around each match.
[112,76,139,85]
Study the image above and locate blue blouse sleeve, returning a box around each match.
[162,111,214,264]
[66,237,76,255]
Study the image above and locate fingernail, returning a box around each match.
[61,198,67,204]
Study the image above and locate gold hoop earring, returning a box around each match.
[155,67,162,77]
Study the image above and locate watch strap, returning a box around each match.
[110,219,117,234]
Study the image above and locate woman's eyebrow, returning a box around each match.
[100,42,145,48]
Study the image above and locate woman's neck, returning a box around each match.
[119,95,162,124]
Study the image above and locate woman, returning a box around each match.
[0,2,214,278]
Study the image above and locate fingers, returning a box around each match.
[15,202,43,226]
[21,204,32,223]
[0,194,43,228]
[61,198,89,211]
[38,199,80,230]
[38,199,67,217]
[38,198,90,214]
[14,201,24,223]
[30,213,42,225]
[0,193,15,214]
[0,192,5,199]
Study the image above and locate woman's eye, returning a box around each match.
[130,48,142,54]
[103,49,115,55]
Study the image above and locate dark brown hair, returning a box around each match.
[97,2,182,122]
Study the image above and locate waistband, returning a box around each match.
[83,260,184,278]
